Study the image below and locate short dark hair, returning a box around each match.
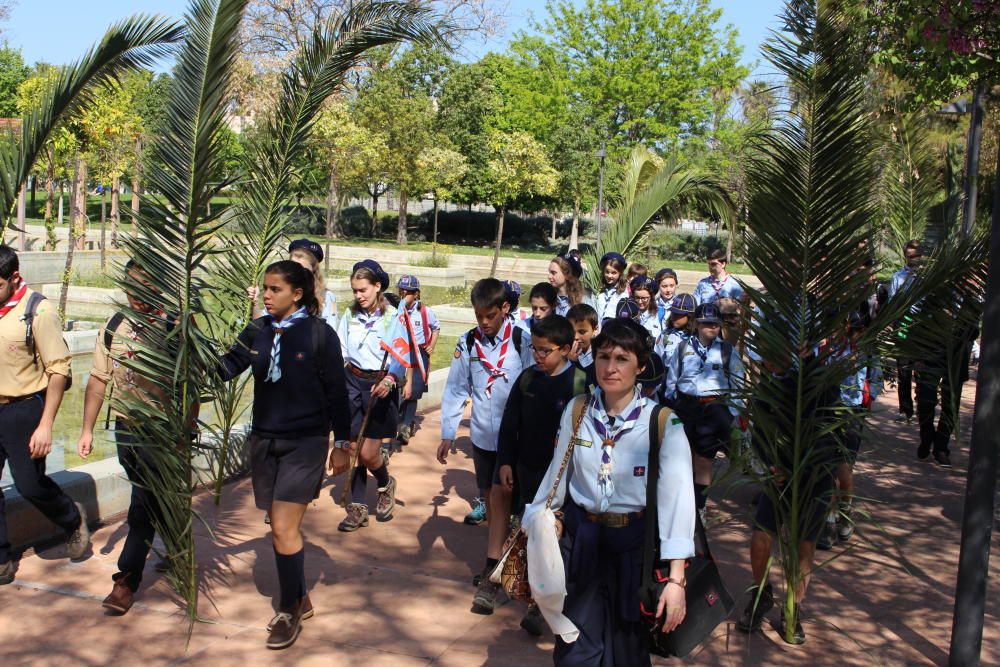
[592,318,652,369]
[707,249,726,263]
[0,245,19,279]
[471,278,508,311]
[566,302,598,329]
[528,282,557,307]
[531,314,574,347]
[904,239,921,254]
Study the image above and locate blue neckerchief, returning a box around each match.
[266,307,308,383]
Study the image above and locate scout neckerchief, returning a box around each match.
[710,274,731,300]
[556,293,570,315]
[266,307,308,382]
[656,295,673,324]
[473,319,513,397]
[600,286,619,319]
[406,299,431,344]
[0,278,28,320]
[590,389,645,512]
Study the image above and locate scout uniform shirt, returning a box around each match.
[693,274,745,305]
[404,300,441,348]
[523,389,696,560]
[90,314,165,419]
[337,304,399,370]
[887,266,915,301]
[594,287,627,322]
[665,337,745,415]
[638,310,661,341]
[440,320,535,452]
[0,287,71,398]
[655,294,674,326]
[656,327,689,372]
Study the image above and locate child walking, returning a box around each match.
[395,275,440,445]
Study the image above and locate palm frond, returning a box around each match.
[584,148,731,291]
[880,114,937,259]
[0,16,183,234]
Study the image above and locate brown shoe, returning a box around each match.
[266,601,303,650]
[67,502,91,561]
[267,594,314,631]
[376,476,397,522]
[102,579,135,615]
[338,503,369,532]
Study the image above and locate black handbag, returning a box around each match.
[639,405,735,658]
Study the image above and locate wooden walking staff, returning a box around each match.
[336,350,391,508]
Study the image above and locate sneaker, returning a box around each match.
[338,503,369,532]
[67,502,91,561]
[267,594,314,631]
[266,601,303,650]
[471,578,500,615]
[816,516,837,551]
[917,442,931,461]
[777,609,806,645]
[464,498,488,526]
[520,603,545,636]
[0,560,15,586]
[102,578,135,615]
[376,476,397,522]
[737,583,774,633]
[698,506,708,530]
[397,425,412,444]
[894,412,912,424]
[933,450,952,468]
[837,504,855,542]
[264,512,271,525]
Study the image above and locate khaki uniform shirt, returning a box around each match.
[90,314,164,419]
[0,287,71,398]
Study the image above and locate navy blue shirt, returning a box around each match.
[219,317,352,440]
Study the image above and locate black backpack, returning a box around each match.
[465,325,523,357]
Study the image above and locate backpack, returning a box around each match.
[23,291,48,363]
[568,396,670,446]
[675,337,735,388]
[465,325,524,357]
[519,364,589,399]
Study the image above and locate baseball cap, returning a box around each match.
[695,303,723,325]
[615,299,641,321]
[669,293,696,315]
[288,238,323,263]
[397,274,420,291]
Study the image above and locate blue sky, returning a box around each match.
[4,0,785,77]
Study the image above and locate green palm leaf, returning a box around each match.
[0,16,183,234]
[880,113,937,260]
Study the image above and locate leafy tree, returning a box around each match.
[416,144,467,258]
[0,45,28,117]
[482,131,558,275]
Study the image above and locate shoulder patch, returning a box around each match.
[454,348,462,359]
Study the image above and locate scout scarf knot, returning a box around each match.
[473,319,513,397]
[266,307,308,383]
[0,278,28,320]
[590,389,645,512]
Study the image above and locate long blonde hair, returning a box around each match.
[551,256,585,305]
[290,247,326,300]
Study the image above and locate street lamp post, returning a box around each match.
[596,145,606,246]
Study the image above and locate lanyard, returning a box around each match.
[473,320,513,397]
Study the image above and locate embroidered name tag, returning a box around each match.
[571,437,592,448]
[633,466,646,477]
[470,356,480,362]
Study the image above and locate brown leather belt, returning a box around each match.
[680,392,719,405]
[584,509,644,528]
[0,394,38,405]
[346,364,382,381]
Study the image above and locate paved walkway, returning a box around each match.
[2,373,997,666]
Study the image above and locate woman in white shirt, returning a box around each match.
[523,319,696,666]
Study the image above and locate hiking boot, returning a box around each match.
[397,425,412,444]
[464,498,487,525]
[837,503,855,542]
[102,579,135,615]
[0,560,15,586]
[264,512,271,525]
[816,519,837,551]
[376,476,397,522]
[933,450,952,468]
[338,503,369,532]
[520,604,545,636]
[268,594,314,631]
[737,583,774,633]
[471,577,500,615]
[266,601,303,650]
[67,503,91,561]
[777,609,806,645]
[917,442,931,461]
[894,412,912,424]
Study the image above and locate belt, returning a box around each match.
[680,392,719,404]
[0,393,39,405]
[346,364,382,381]
[584,509,644,528]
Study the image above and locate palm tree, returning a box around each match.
[104,0,443,626]
[880,113,938,259]
[0,16,183,237]
[582,145,731,292]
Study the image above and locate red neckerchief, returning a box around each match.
[0,279,28,320]
[473,320,512,397]
[711,274,731,298]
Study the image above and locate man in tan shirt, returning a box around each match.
[77,259,167,613]
[0,245,90,585]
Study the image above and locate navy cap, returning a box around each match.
[600,252,626,267]
[638,351,665,390]
[397,274,420,291]
[558,253,583,278]
[654,268,677,284]
[615,298,641,321]
[846,310,865,331]
[630,276,655,293]
[695,303,723,325]
[669,293,696,315]
[352,259,390,291]
[503,279,522,308]
[288,238,323,263]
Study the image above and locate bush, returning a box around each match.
[648,230,741,263]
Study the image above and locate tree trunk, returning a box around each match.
[131,136,142,235]
[551,211,557,241]
[432,197,440,262]
[396,188,408,245]
[370,191,379,238]
[44,147,55,223]
[490,204,505,278]
[325,169,342,240]
[100,188,107,269]
[16,186,26,251]
[60,175,79,324]
[569,199,581,250]
[111,175,120,247]
[29,173,36,218]
[72,155,88,250]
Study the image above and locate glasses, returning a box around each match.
[635,296,651,303]
[532,346,561,359]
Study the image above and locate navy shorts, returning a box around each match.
[753,470,835,542]
[472,445,501,492]
[248,433,329,508]
[676,395,734,460]
[345,369,399,440]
